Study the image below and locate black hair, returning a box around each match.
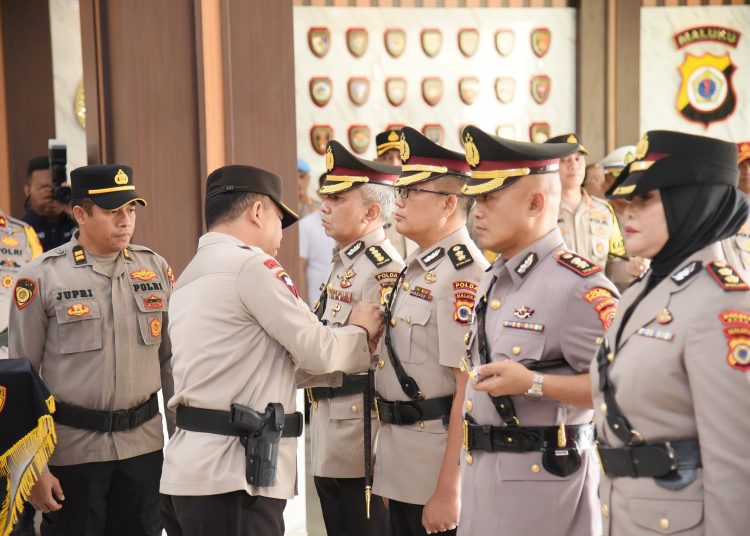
[204,191,267,229]
[26,156,49,180]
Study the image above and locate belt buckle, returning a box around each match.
[109,410,130,432]
[306,388,318,409]
[463,419,469,451]
[374,397,381,421]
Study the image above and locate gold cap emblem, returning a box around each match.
[114,168,129,185]
[400,133,410,162]
[387,130,399,142]
[464,133,480,167]
[635,134,649,160]
[325,146,334,171]
[566,134,578,144]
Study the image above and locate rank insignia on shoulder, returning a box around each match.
[122,248,132,261]
[167,265,176,287]
[515,252,538,277]
[345,240,365,258]
[555,251,602,277]
[365,245,392,267]
[421,247,445,266]
[448,244,474,270]
[14,278,37,309]
[671,261,701,285]
[706,260,749,291]
[72,246,87,266]
[720,311,750,371]
[130,269,156,281]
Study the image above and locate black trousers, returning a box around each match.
[160,491,286,536]
[41,450,163,536]
[389,499,457,536]
[314,476,390,536]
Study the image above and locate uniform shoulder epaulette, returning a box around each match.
[706,260,749,292]
[127,243,156,254]
[448,244,474,270]
[555,250,603,277]
[365,245,392,267]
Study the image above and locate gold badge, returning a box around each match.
[422,124,444,145]
[490,298,501,310]
[424,271,437,284]
[635,134,649,160]
[308,27,331,58]
[384,28,406,58]
[656,308,673,324]
[495,77,515,104]
[311,125,333,156]
[531,27,551,58]
[348,77,370,106]
[421,77,443,107]
[14,278,36,309]
[130,269,156,281]
[529,122,551,143]
[464,133,480,167]
[348,125,371,155]
[309,77,332,108]
[67,303,91,317]
[458,28,479,58]
[325,146,334,172]
[150,317,162,337]
[530,75,551,105]
[495,29,515,57]
[2,275,12,288]
[347,28,368,58]
[400,132,411,162]
[1,236,18,247]
[459,77,480,105]
[677,52,736,127]
[385,77,407,107]
[114,168,129,185]
[331,303,341,317]
[421,28,442,57]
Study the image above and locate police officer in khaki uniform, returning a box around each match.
[160,165,384,536]
[298,140,403,535]
[592,131,750,535]
[720,141,750,277]
[456,126,618,536]
[0,211,42,359]
[373,127,488,536]
[10,164,174,535]
[546,134,642,291]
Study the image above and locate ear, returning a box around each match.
[245,200,265,228]
[527,190,546,217]
[443,193,459,217]
[71,205,88,226]
[23,184,31,197]
[364,201,382,222]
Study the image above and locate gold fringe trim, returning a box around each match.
[0,414,57,536]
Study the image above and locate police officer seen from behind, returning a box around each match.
[374,127,489,536]
[719,141,750,277]
[592,131,750,534]
[10,164,175,535]
[299,140,403,535]
[160,165,384,536]
[457,126,619,535]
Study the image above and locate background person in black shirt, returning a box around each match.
[22,157,77,251]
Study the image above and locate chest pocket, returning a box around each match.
[395,302,433,365]
[132,288,167,346]
[322,300,353,326]
[55,299,102,354]
[490,329,546,365]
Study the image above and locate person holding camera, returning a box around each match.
[22,155,78,251]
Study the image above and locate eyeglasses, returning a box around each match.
[396,186,460,200]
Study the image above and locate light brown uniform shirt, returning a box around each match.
[459,228,619,536]
[160,232,372,500]
[721,216,750,279]
[298,227,404,478]
[591,242,750,536]
[558,189,630,290]
[373,227,488,505]
[8,233,174,466]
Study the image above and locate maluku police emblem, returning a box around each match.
[677,52,736,127]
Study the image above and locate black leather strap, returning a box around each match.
[176,406,303,438]
[0,327,7,347]
[315,284,328,324]
[375,395,453,425]
[383,267,425,401]
[598,439,701,478]
[308,374,371,401]
[464,418,596,453]
[55,393,159,432]
[596,338,643,444]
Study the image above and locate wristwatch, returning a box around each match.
[526,373,544,400]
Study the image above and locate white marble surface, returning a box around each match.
[49,0,86,174]
[640,6,750,142]
[294,7,577,176]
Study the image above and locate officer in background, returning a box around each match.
[160,165,383,536]
[592,130,750,534]
[299,141,402,535]
[720,141,750,276]
[457,126,618,536]
[598,145,636,226]
[374,127,488,536]
[546,134,642,290]
[10,164,175,535]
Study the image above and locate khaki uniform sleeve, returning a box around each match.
[8,268,47,371]
[605,205,632,290]
[24,225,43,259]
[158,258,175,435]
[238,255,371,375]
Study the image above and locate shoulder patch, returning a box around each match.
[555,251,602,277]
[421,247,445,266]
[583,287,614,303]
[14,278,37,309]
[345,240,365,259]
[720,310,750,371]
[706,260,749,292]
[448,244,474,270]
[671,261,701,285]
[264,258,281,270]
[166,265,176,287]
[72,245,87,266]
[375,271,400,282]
[276,270,300,298]
[365,245,392,268]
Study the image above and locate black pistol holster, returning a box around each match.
[230,402,284,488]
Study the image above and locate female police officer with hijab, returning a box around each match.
[591,130,750,535]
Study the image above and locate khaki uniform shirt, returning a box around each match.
[459,228,618,536]
[160,232,372,500]
[0,212,42,358]
[298,227,405,478]
[558,189,630,290]
[8,233,174,466]
[721,216,750,279]
[591,242,750,536]
[373,227,488,505]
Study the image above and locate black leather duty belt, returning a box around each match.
[176,406,303,438]
[597,439,701,478]
[374,395,453,425]
[55,392,159,433]
[306,374,371,404]
[463,418,596,453]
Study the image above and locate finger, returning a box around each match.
[52,480,65,501]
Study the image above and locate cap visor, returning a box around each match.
[272,198,299,228]
[605,171,642,199]
[90,191,148,210]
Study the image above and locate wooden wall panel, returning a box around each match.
[577,0,607,160]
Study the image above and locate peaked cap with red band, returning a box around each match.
[320,140,400,195]
[395,126,471,186]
